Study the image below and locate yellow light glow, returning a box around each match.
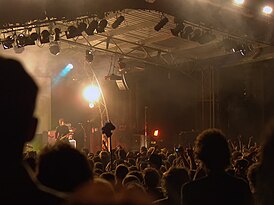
[153,130,159,137]
[83,85,101,103]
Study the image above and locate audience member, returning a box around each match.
[256,121,274,205]
[155,167,190,205]
[181,128,253,205]
[143,168,164,200]
[0,56,66,204]
[37,142,93,192]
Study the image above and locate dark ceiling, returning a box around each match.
[1,0,274,69]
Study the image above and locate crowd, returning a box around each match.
[2,55,274,205]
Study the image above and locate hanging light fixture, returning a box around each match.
[154,17,169,31]
[86,20,98,35]
[112,16,125,29]
[97,19,108,33]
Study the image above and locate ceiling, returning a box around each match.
[1,0,274,70]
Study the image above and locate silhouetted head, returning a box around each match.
[149,154,162,170]
[115,164,129,183]
[143,168,161,189]
[195,128,231,172]
[164,167,190,194]
[37,142,93,192]
[0,57,38,153]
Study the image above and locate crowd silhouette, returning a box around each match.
[2,56,274,205]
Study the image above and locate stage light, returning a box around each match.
[83,85,101,103]
[89,102,95,109]
[2,36,14,49]
[65,26,79,39]
[78,22,87,33]
[52,64,74,86]
[112,16,125,29]
[16,33,27,47]
[233,0,244,5]
[154,17,169,31]
[54,28,61,41]
[263,5,273,14]
[170,23,185,36]
[86,20,98,35]
[67,64,73,69]
[30,33,39,41]
[49,41,60,55]
[86,49,94,63]
[97,19,108,33]
[40,30,50,44]
[21,33,38,46]
[153,130,159,137]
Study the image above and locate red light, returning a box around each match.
[153,130,159,137]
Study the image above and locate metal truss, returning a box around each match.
[60,32,175,68]
[84,62,111,151]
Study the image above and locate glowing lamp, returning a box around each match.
[153,130,159,137]
[233,0,244,5]
[263,6,273,14]
[83,85,101,103]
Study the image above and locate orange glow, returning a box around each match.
[153,129,159,137]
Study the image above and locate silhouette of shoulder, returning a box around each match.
[182,172,253,205]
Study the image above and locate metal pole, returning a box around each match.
[84,62,110,152]
[201,69,205,130]
[212,66,215,128]
[144,106,148,148]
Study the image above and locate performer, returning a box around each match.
[74,123,86,151]
[55,118,70,142]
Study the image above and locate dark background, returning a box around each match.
[51,59,274,150]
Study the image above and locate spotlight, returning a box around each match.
[78,22,87,33]
[30,33,39,41]
[49,41,60,55]
[86,20,98,35]
[170,23,185,36]
[86,49,94,63]
[16,33,27,47]
[181,26,193,39]
[22,33,38,46]
[40,30,51,44]
[263,5,273,14]
[65,26,79,39]
[97,19,108,33]
[154,17,169,31]
[112,16,125,29]
[233,0,244,5]
[54,28,61,41]
[2,36,14,49]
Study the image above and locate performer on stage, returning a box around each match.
[74,123,86,151]
[55,118,70,141]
